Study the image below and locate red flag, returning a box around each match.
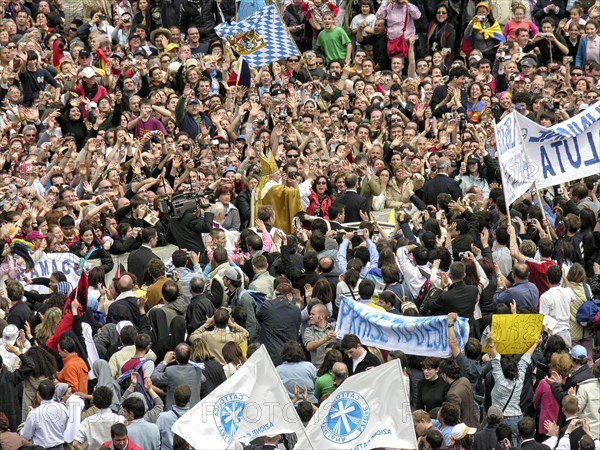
[47,271,89,351]
[64,270,89,315]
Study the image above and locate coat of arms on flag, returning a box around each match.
[215,4,300,68]
[227,29,265,55]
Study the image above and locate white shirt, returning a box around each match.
[539,285,575,335]
[352,349,367,373]
[74,408,126,450]
[396,246,429,298]
[21,400,69,447]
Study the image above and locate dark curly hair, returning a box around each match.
[27,346,58,378]
[312,176,333,197]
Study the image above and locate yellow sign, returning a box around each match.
[489,314,543,354]
[226,29,265,55]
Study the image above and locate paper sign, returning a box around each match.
[489,314,543,354]
[543,315,558,333]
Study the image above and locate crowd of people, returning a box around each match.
[0,0,599,448]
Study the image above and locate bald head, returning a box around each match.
[319,256,334,273]
[513,262,529,281]
[332,362,348,385]
[119,274,134,291]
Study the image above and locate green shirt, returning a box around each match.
[316,26,350,63]
[314,372,335,402]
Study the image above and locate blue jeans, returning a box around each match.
[503,415,522,448]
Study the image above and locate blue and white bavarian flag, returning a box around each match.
[294,359,418,450]
[172,345,306,449]
[215,4,300,68]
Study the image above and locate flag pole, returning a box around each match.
[262,346,316,450]
[513,113,551,236]
[492,118,511,224]
[274,5,325,106]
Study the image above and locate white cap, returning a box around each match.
[81,66,96,78]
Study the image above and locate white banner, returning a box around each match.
[27,253,84,293]
[294,359,417,450]
[172,345,307,449]
[494,112,534,205]
[335,296,469,357]
[516,103,600,189]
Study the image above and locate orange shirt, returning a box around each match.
[57,353,89,394]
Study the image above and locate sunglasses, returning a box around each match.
[288,59,299,62]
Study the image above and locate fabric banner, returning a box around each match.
[294,359,417,450]
[494,112,534,206]
[172,345,307,449]
[26,252,84,293]
[335,296,469,357]
[215,4,300,68]
[515,103,600,189]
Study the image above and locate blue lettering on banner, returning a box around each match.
[566,138,582,168]
[550,141,566,173]
[584,132,600,166]
[539,145,556,178]
[336,297,469,357]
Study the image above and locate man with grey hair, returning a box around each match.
[332,362,349,387]
[422,156,462,206]
[185,277,215,334]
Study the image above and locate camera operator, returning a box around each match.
[166,197,215,258]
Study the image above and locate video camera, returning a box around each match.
[158,190,215,218]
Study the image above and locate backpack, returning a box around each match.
[414,267,431,311]
[117,358,147,394]
[237,288,268,313]
[576,284,600,327]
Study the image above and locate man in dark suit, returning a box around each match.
[422,157,463,207]
[424,261,479,319]
[185,277,216,335]
[127,227,159,286]
[107,275,147,326]
[430,65,469,118]
[518,417,551,450]
[340,334,381,376]
[331,173,369,223]
[327,204,347,231]
[533,0,568,27]
[243,435,279,450]
[257,279,302,366]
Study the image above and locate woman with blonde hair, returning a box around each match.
[34,307,62,345]
[190,338,226,396]
[385,163,424,212]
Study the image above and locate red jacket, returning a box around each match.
[101,437,142,450]
[306,189,331,220]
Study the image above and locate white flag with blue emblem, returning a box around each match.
[215,4,300,68]
[294,359,418,450]
[172,345,307,449]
